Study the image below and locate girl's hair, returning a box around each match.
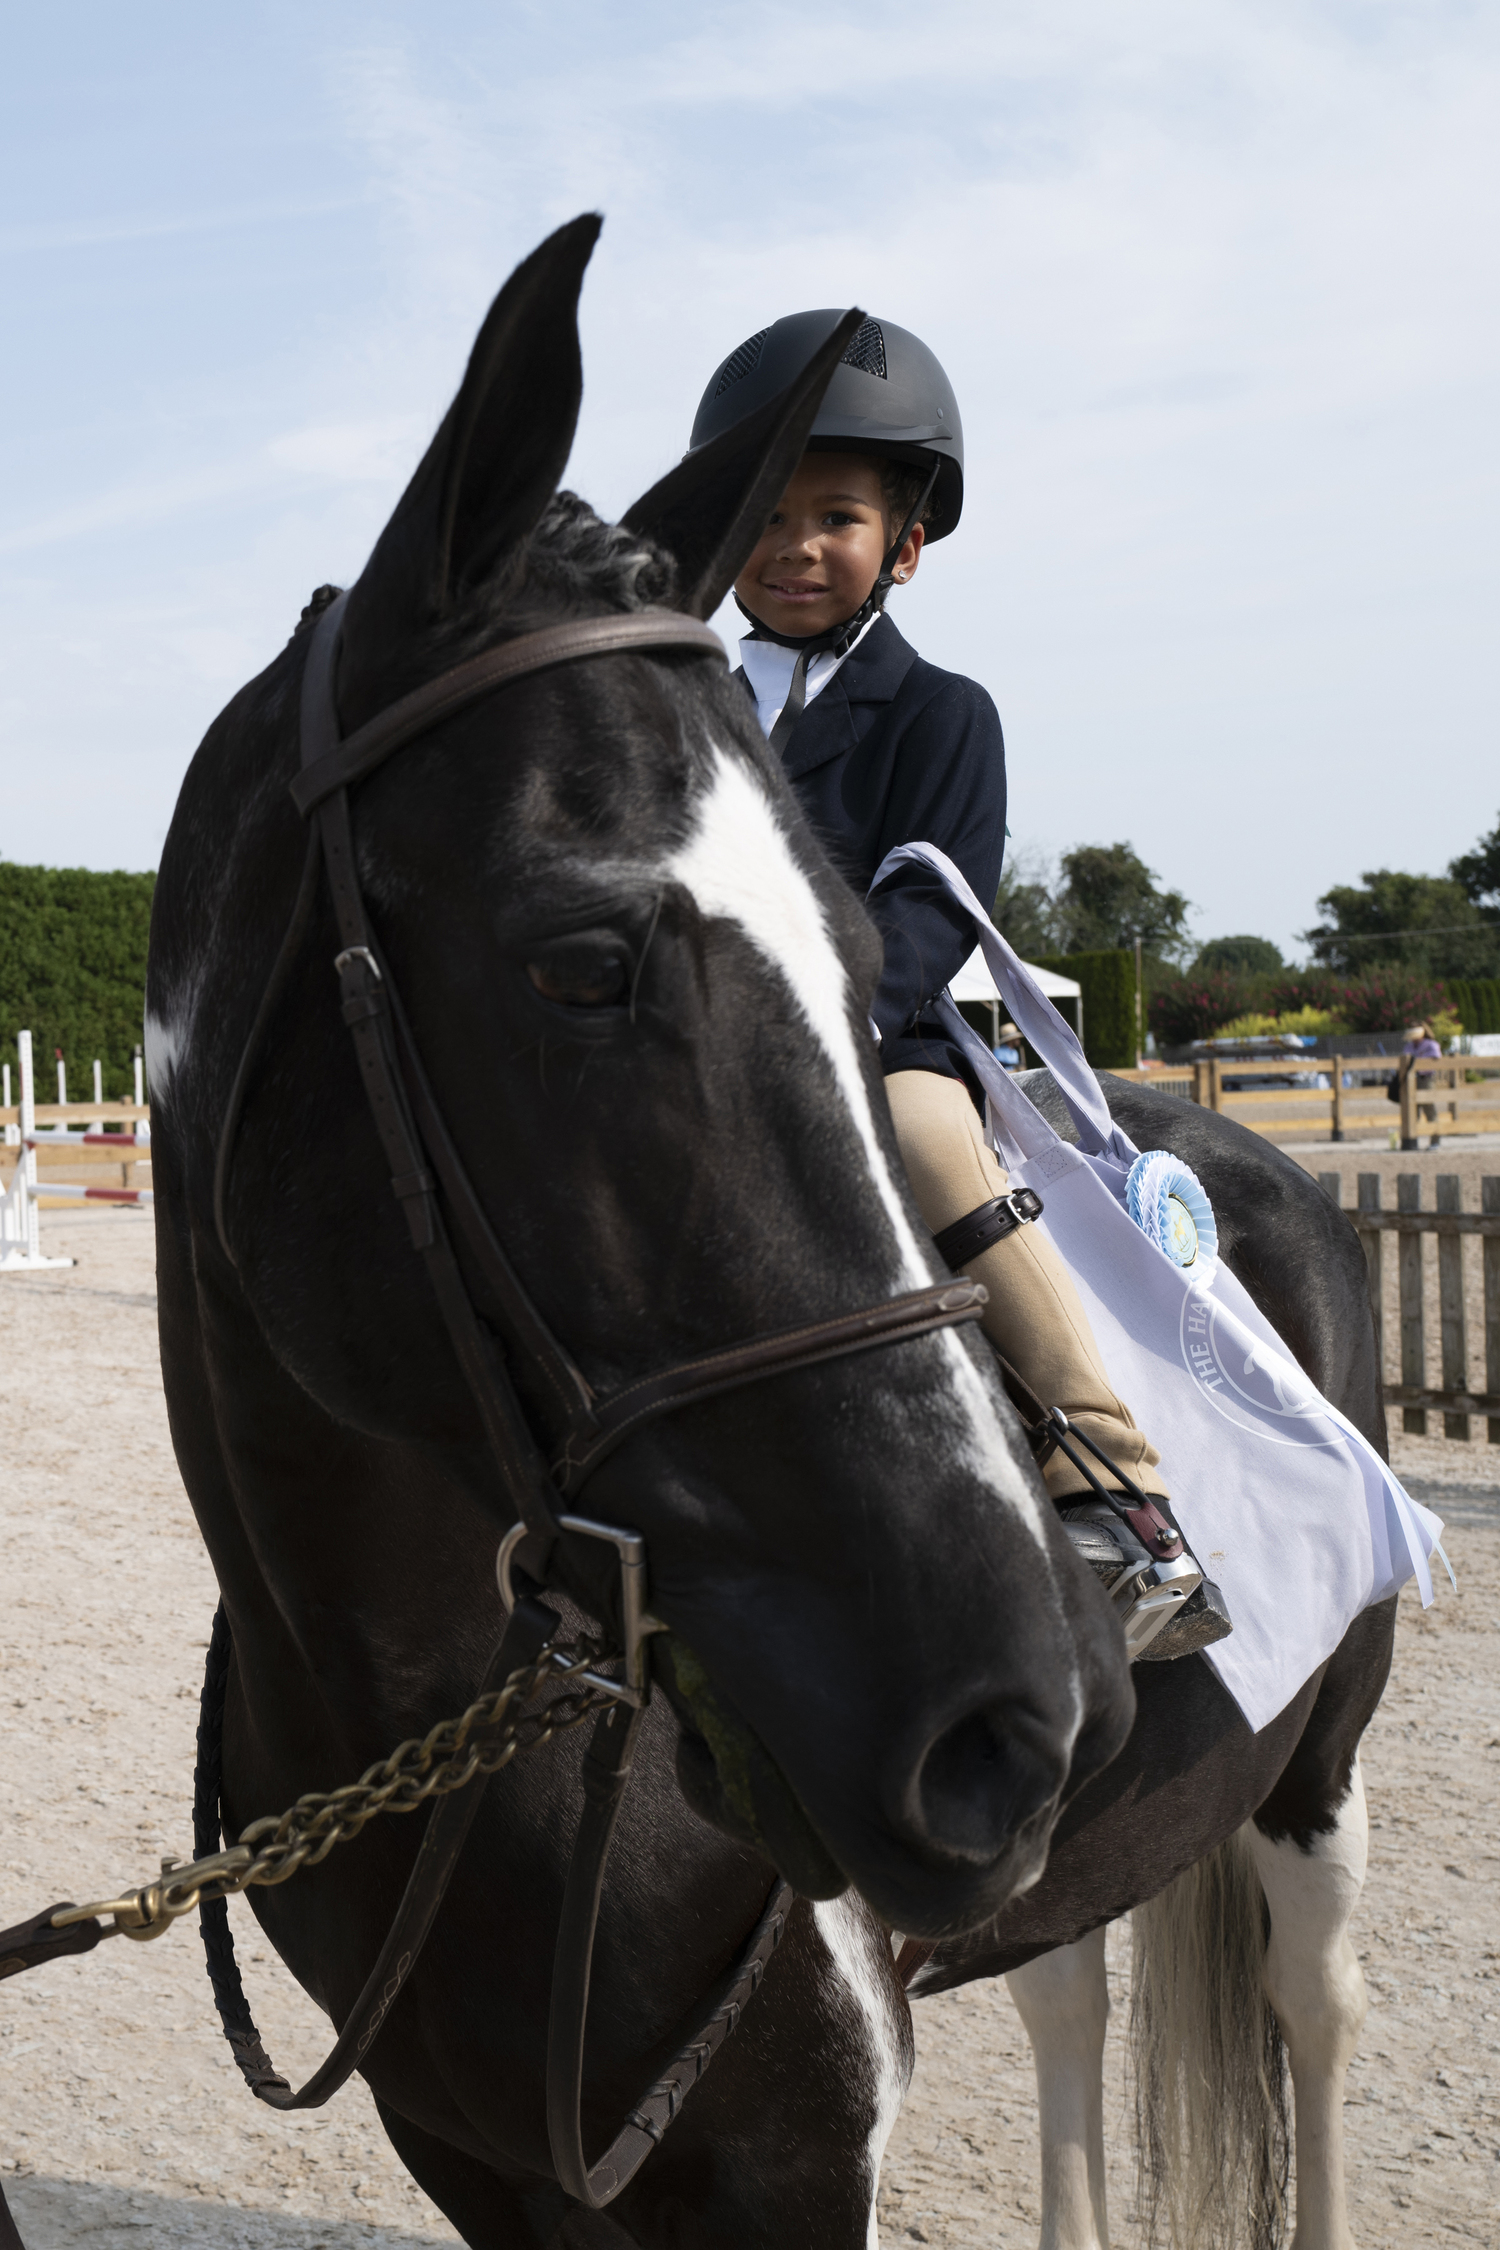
[879,459,942,543]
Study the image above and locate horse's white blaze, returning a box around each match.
[937,1338,1054,1553]
[812,1898,909,2247]
[667,749,928,1285]
[667,747,1051,1551]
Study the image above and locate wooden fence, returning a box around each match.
[1311,1169,1500,1446]
[1106,1055,1500,1147]
[6,1099,1497,1464]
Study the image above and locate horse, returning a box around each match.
[145,212,1393,2250]
[145,213,1131,2250]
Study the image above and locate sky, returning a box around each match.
[1,0,1495,959]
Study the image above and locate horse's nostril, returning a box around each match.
[907,1703,1067,1866]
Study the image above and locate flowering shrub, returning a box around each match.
[1150,963,1457,1047]
[1149,973,1248,1047]
[1262,969,1345,1017]
[1338,971,1451,1033]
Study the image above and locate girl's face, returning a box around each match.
[732,451,923,640]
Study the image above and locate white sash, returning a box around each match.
[874,842,1444,1732]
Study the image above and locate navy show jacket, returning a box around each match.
[740,612,1008,1097]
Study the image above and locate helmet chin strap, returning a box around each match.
[739,462,940,757]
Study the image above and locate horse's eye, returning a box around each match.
[526,944,630,1010]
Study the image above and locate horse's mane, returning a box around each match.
[291,491,679,659]
[513,489,678,616]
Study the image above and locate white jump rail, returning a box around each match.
[24,1130,151,1150]
[19,1180,154,1208]
[1,1033,153,1268]
[1,1033,74,1271]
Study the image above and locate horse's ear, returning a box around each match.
[341,214,600,683]
[622,309,864,621]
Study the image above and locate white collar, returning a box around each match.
[738,613,880,741]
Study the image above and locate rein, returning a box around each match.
[0,592,987,2236]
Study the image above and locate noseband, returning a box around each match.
[217,588,985,1586]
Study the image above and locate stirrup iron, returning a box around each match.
[1059,1501,1204,1661]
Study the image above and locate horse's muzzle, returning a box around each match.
[886,1693,1075,1876]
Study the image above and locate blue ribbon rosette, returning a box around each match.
[1125,1150,1218,1273]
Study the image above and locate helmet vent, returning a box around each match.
[841,319,887,380]
[713,329,770,398]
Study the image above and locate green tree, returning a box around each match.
[1193,934,1283,977]
[1052,842,1192,961]
[1451,809,1500,910]
[992,848,1058,957]
[1302,868,1500,980]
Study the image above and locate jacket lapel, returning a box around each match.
[778,616,919,780]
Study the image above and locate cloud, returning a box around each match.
[3,0,1496,942]
[0,196,367,258]
[266,417,427,483]
[0,461,270,559]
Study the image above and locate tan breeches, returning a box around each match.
[886,1068,1167,1503]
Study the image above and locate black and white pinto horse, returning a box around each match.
[147,217,1391,2250]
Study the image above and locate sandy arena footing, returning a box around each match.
[1,1208,1496,2245]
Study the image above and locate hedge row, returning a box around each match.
[0,864,154,1102]
[1448,977,1500,1036]
[1149,962,1463,1047]
[1033,949,1137,1069]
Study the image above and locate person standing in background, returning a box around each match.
[1403,1019,1442,1134]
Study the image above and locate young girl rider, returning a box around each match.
[687,314,1220,1661]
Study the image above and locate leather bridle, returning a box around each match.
[205,587,987,2211]
[218,589,985,1577]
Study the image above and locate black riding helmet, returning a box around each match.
[690,314,965,736]
[689,311,965,539]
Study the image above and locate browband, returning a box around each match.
[291,609,727,817]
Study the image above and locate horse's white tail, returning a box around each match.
[1130,1824,1290,2250]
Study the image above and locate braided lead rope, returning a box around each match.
[51,1631,615,1943]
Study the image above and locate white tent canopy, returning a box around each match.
[948,948,1083,1048]
[948,950,1080,1005]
